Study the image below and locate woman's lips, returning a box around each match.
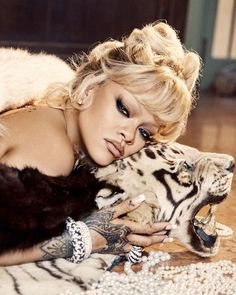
[104,139,124,158]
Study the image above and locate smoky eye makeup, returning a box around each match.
[116,97,130,118]
[116,95,155,141]
[138,127,151,141]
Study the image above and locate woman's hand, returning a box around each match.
[84,195,173,255]
[0,195,173,266]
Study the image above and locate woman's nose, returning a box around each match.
[120,124,136,144]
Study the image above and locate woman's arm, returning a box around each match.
[0,232,72,266]
[0,197,172,266]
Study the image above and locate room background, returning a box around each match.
[1,0,234,90]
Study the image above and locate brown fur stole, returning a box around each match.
[0,163,104,255]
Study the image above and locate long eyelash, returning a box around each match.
[139,127,151,141]
[116,97,130,117]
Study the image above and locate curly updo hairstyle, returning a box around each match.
[47,21,201,142]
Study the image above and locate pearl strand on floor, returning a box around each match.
[82,251,236,295]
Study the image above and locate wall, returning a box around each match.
[185,0,236,90]
[0,0,188,59]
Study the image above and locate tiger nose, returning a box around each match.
[226,161,235,173]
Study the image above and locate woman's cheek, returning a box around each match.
[124,139,145,158]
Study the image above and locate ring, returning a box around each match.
[126,246,143,263]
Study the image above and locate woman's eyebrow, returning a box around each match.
[126,95,143,114]
[123,94,158,131]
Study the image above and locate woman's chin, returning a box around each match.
[90,152,114,167]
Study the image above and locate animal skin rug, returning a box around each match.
[0,48,234,295]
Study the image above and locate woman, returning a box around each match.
[0,21,201,265]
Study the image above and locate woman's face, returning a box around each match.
[77,80,159,166]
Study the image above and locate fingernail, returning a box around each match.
[131,194,145,206]
[165,224,177,230]
[163,237,174,243]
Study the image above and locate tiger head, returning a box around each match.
[95,142,234,257]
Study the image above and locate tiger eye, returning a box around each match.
[182,162,189,172]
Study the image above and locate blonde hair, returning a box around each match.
[45,21,201,142]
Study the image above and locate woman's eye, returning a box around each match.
[116,98,129,118]
[139,127,151,141]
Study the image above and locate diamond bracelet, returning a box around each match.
[65,216,92,263]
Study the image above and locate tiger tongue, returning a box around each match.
[194,226,217,248]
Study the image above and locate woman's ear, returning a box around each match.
[84,83,96,99]
[73,73,106,109]
[76,74,97,108]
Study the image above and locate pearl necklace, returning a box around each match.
[76,250,236,295]
[62,222,234,295]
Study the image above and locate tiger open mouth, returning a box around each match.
[192,205,218,249]
[192,202,233,250]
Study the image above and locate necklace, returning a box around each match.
[61,222,235,295]
[66,250,235,295]
[83,252,236,295]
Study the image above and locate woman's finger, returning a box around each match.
[128,234,172,247]
[153,230,167,236]
[112,219,171,235]
[122,244,133,253]
[102,194,146,220]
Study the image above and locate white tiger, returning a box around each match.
[95,141,234,257]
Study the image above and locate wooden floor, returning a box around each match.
[149,91,236,265]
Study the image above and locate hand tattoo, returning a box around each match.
[40,231,73,260]
[84,210,131,255]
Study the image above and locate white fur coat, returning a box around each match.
[0,47,75,112]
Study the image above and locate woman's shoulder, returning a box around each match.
[0,105,66,134]
[0,104,63,122]
[0,105,75,176]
